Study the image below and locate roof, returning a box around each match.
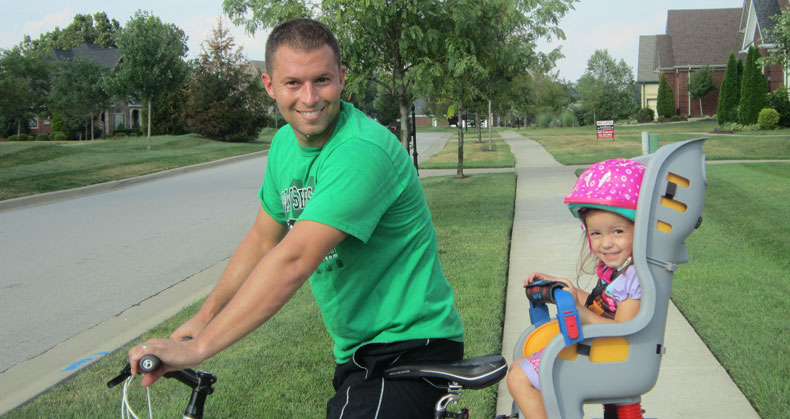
[741,0,785,35]
[51,43,121,71]
[657,8,743,70]
[637,35,659,82]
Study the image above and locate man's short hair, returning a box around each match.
[265,18,342,74]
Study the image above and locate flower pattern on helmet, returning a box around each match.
[564,158,646,214]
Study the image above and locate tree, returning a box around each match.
[223,0,577,153]
[687,65,715,117]
[184,18,269,141]
[762,8,790,71]
[576,49,635,124]
[717,53,740,125]
[0,47,50,135]
[114,10,189,150]
[21,12,122,52]
[50,56,112,140]
[738,45,769,125]
[656,73,674,119]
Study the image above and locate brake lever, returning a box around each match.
[107,363,133,388]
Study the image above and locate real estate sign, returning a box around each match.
[596,120,614,139]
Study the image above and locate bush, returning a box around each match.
[657,74,675,119]
[766,88,790,127]
[36,134,50,141]
[672,114,689,122]
[8,134,34,141]
[635,107,655,123]
[51,131,68,141]
[758,108,780,130]
[560,110,578,128]
[537,112,554,128]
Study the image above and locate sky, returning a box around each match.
[1,0,745,82]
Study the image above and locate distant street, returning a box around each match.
[0,130,449,374]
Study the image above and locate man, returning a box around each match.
[129,18,464,418]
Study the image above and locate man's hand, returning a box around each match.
[128,338,205,387]
[170,315,209,342]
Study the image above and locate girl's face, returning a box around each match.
[584,210,634,269]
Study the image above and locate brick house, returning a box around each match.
[30,43,142,137]
[637,0,789,119]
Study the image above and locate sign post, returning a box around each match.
[596,120,614,141]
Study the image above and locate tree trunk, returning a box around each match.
[699,98,704,118]
[399,100,410,150]
[90,112,94,140]
[488,99,493,151]
[476,109,481,143]
[147,99,152,151]
[456,99,465,178]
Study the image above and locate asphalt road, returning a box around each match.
[0,131,450,375]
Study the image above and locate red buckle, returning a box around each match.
[563,310,579,339]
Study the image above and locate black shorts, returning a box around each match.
[326,338,464,419]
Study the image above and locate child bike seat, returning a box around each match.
[384,354,507,389]
[512,138,708,418]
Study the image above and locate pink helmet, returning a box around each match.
[564,158,646,221]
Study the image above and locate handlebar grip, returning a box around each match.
[139,354,162,373]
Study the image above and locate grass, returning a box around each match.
[0,132,274,201]
[524,120,790,164]
[672,163,789,419]
[4,172,516,418]
[421,131,516,169]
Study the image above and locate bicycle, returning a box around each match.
[107,353,506,419]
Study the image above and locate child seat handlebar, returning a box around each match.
[525,281,584,347]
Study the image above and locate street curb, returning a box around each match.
[0,150,268,212]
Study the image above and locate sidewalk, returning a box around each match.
[493,130,759,418]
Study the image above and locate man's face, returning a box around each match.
[262,44,346,147]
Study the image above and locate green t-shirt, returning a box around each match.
[260,102,464,363]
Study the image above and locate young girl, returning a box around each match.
[507,158,646,419]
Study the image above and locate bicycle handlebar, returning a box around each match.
[107,355,217,419]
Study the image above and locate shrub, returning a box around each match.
[672,114,689,122]
[766,88,790,127]
[36,134,50,141]
[635,107,655,123]
[758,108,780,130]
[560,110,578,127]
[739,46,769,125]
[657,74,675,119]
[51,131,68,141]
[537,112,554,128]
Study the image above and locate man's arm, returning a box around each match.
[170,207,287,340]
[130,218,347,384]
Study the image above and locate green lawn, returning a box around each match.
[421,132,516,169]
[0,133,273,200]
[672,163,789,419]
[4,173,516,418]
[524,120,790,164]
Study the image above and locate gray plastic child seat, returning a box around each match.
[512,138,708,418]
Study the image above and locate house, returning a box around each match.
[637,0,789,119]
[30,43,142,137]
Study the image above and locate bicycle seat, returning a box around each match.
[383,354,507,389]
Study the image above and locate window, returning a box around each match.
[28,118,38,129]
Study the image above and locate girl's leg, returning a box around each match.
[507,360,547,419]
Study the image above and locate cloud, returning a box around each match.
[22,7,74,38]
